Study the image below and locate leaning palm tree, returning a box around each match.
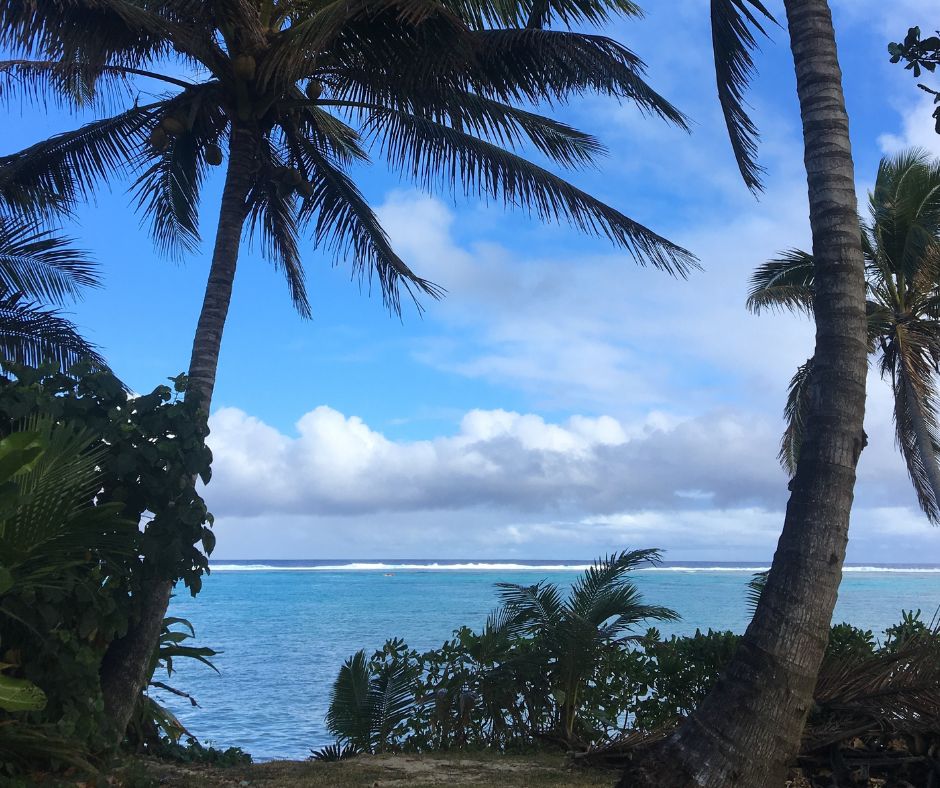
[748,150,940,521]
[0,0,697,738]
[0,210,104,371]
[497,549,676,743]
[620,1,870,785]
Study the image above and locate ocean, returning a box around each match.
[160,560,940,760]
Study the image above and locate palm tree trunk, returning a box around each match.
[100,125,259,740]
[618,2,868,785]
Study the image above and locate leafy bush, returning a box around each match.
[634,628,740,731]
[0,419,137,767]
[324,562,940,757]
[0,362,215,774]
[325,551,677,753]
[825,622,876,662]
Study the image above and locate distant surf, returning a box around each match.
[208,560,940,573]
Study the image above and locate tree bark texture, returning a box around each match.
[618,2,868,785]
[100,125,259,740]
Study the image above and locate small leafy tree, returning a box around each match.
[496,549,677,743]
[889,26,940,134]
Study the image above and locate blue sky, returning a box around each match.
[8,0,940,561]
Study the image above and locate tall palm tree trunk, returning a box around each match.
[618,2,868,785]
[100,126,259,740]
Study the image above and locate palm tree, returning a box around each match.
[0,0,697,735]
[748,150,940,521]
[0,211,104,371]
[620,1,870,785]
[497,549,676,743]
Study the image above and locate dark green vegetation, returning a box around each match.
[749,151,940,519]
[322,558,940,786]
[0,363,219,781]
[889,26,940,133]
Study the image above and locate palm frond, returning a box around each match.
[294,141,443,314]
[809,625,940,751]
[779,357,814,476]
[327,93,605,169]
[325,650,373,748]
[886,326,940,523]
[329,29,688,128]
[368,658,416,752]
[495,581,565,629]
[0,290,107,373]
[710,0,775,192]
[362,108,697,276]
[245,143,310,319]
[746,570,767,615]
[0,0,214,70]
[870,148,940,285]
[0,60,137,113]
[568,549,663,622]
[0,104,158,215]
[746,249,815,315]
[0,218,98,304]
[444,0,643,29]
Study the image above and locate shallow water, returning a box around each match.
[162,561,940,760]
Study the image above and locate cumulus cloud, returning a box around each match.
[206,405,787,518]
[205,397,920,522]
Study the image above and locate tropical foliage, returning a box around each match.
[323,551,678,753]
[0,362,216,775]
[748,150,940,520]
[322,558,940,788]
[0,418,136,773]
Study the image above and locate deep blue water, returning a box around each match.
[161,561,940,760]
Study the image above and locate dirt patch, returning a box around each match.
[120,752,617,787]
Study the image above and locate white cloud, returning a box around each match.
[878,93,940,157]
[206,396,920,521]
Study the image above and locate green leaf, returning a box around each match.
[0,673,47,712]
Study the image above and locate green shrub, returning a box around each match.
[0,362,215,774]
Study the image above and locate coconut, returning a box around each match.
[160,115,185,136]
[287,168,303,186]
[233,54,256,81]
[297,181,315,198]
[205,143,223,166]
[148,127,169,152]
[305,80,323,101]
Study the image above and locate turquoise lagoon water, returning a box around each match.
[162,561,940,760]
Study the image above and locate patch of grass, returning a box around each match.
[118,751,618,786]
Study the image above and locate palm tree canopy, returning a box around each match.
[0,0,713,316]
[748,149,940,521]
